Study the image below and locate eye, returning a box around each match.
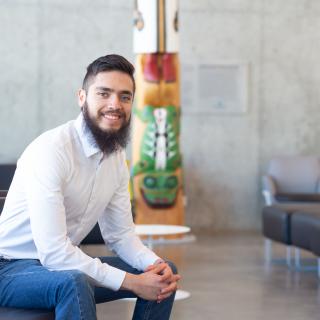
[165,176,178,189]
[97,92,110,98]
[120,95,132,103]
[143,176,157,189]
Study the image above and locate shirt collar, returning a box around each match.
[74,113,102,158]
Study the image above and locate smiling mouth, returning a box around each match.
[101,112,123,121]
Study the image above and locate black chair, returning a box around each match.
[81,223,104,245]
[310,217,320,277]
[0,307,54,320]
[290,211,320,268]
[0,164,117,317]
[262,206,294,266]
[0,164,55,318]
[0,164,16,190]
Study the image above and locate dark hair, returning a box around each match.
[82,54,135,93]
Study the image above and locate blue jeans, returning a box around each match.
[0,256,177,320]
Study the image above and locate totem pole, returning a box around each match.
[132,0,184,226]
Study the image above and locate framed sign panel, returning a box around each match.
[181,61,249,115]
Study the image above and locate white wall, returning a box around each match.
[1,0,319,230]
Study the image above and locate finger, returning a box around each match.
[144,264,155,272]
[159,266,172,282]
[158,263,168,275]
[157,262,168,272]
[173,274,181,282]
[151,262,167,274]
[171,274,181,282]
[147,261,167,274]
[160,282,178,295]
[161,274,180,283]
[157,292,173,301]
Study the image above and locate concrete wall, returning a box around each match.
[1,0,319,230]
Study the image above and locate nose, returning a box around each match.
[108,94,121,109]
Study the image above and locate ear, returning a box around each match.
[77,89,86,108]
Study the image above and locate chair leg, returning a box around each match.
[318,258,320,278]
[264,238,272,265]
[294,248,301,269]
[286,246,292,267]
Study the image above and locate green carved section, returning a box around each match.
[132,105,182,208]
[141,172,178,207]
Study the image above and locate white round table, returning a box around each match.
[135,224,191,301]
[135,224,191,249]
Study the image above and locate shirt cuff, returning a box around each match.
[139,249,161,270]
[103,264,126,291]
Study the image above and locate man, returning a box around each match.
[0,54,180,319]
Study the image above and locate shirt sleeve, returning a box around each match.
[98,152,160,273]
[24,141,126,291]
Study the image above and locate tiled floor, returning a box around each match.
[83,231,320,319]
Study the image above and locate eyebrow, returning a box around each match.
[95,86,133,96]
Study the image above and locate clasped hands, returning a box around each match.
[121,259,181,302]
[144,259,181,302]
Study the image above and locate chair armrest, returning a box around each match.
[262,175,276,205]
[275,193,320,202]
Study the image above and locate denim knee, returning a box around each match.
[54,270,96,320]
[56,270,93,296]
[64,270,91,288]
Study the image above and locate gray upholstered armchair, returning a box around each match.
[262,156,320,209]
[262,156,320,266]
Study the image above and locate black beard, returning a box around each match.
[82,103,131,155]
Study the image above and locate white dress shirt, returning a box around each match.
[0,113,160,291]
